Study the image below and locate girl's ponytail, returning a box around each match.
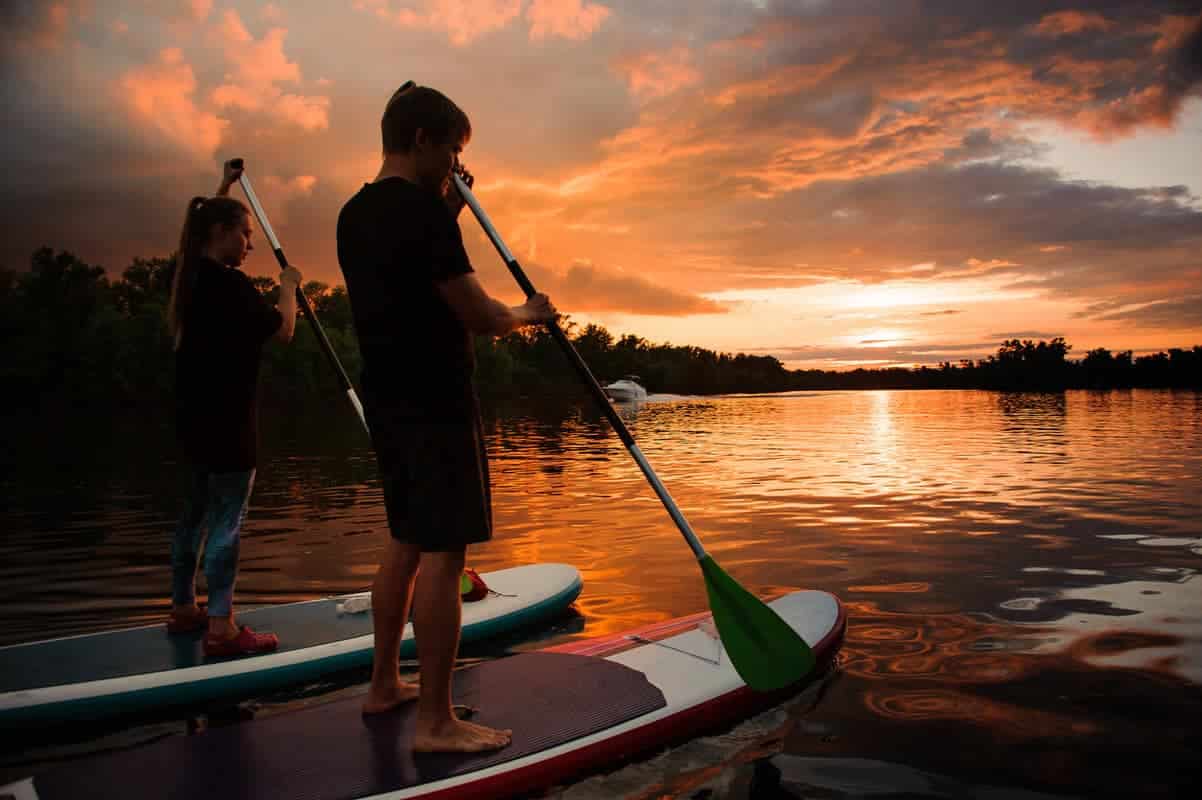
[166,195,247,349]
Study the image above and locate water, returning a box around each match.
[2,389,1200,797]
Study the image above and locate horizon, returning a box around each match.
[3,1,1201,370]
[21,245,1202,376]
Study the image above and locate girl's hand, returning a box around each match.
[279,266,303,289]
[216,159,244,196]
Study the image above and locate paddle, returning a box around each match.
[228,158,370,435]
[419,97,817,690]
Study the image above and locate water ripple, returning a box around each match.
[2,389,1200,797]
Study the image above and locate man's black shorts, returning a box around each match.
[369,411,493,552]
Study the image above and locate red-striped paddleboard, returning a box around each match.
[1,589,845,800]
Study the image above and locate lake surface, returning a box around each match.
[2,389,1200,797]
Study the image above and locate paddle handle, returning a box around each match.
[454,173,707,560]
[233,160,370,434]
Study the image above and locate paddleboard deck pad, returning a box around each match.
[2,589,844,800]
[0,563,582,729]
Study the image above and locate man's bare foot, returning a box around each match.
[362,680,420,715]
[414,718,512,753]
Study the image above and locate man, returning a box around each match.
[336,83,556,753]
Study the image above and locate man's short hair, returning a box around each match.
[381,84,472,154]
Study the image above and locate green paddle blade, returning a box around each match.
[699,554,816,691]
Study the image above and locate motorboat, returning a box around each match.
[603,375,648,403]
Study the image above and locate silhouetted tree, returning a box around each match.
[4,247,1200,416]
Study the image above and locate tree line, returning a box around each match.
[2,248,1198,415]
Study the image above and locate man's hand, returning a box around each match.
[444,163,473,219]
[515,292,557,325]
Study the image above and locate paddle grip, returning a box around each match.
[233,162,370,434]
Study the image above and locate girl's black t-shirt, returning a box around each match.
[175,258,282,471]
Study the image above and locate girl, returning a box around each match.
[165,162,302,657]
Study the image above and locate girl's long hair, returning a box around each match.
[167,195,248,348]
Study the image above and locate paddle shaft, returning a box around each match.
[453,173,707,561]
[231,160,370,434]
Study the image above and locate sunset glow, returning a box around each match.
[2,1,1199,369]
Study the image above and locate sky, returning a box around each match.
[2,0,1200,369]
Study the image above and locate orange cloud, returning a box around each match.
[1030,10,1113,37]
[356,0,608,45]
[44,4,69,46]
[274,95,330,131]
[612,46,701,99]
[558,7,1201,211]
[1152,14,1200,53]
[257,175,318,227]
[209,10,329,131]
[359,0,522,45]
[4,0,1200,352]
[1080,85,1180,138]
[710,54,855,107]
[189,0,212,23]
[526,0,610,41]
[118,48,227,160]
[265,175,318,197]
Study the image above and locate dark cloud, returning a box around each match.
[755,339,1004,367]
[462,243,727,317]
[942,129,1048,165]
[659,158,1202,315]
[988,331,1065,341]
[803,166,1197,263]
[556,262,725,314]
[575,1,1202,214]
[0,53,213,270]
[1077,294,1202,328]
[701,2,1202,134]
[0,2,47,36]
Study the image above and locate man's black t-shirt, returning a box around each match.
[336,177,476,422]
[175,258,283,471]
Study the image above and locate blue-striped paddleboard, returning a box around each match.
[0,563,582,729]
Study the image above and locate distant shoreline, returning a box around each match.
[4,248,1199,416]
